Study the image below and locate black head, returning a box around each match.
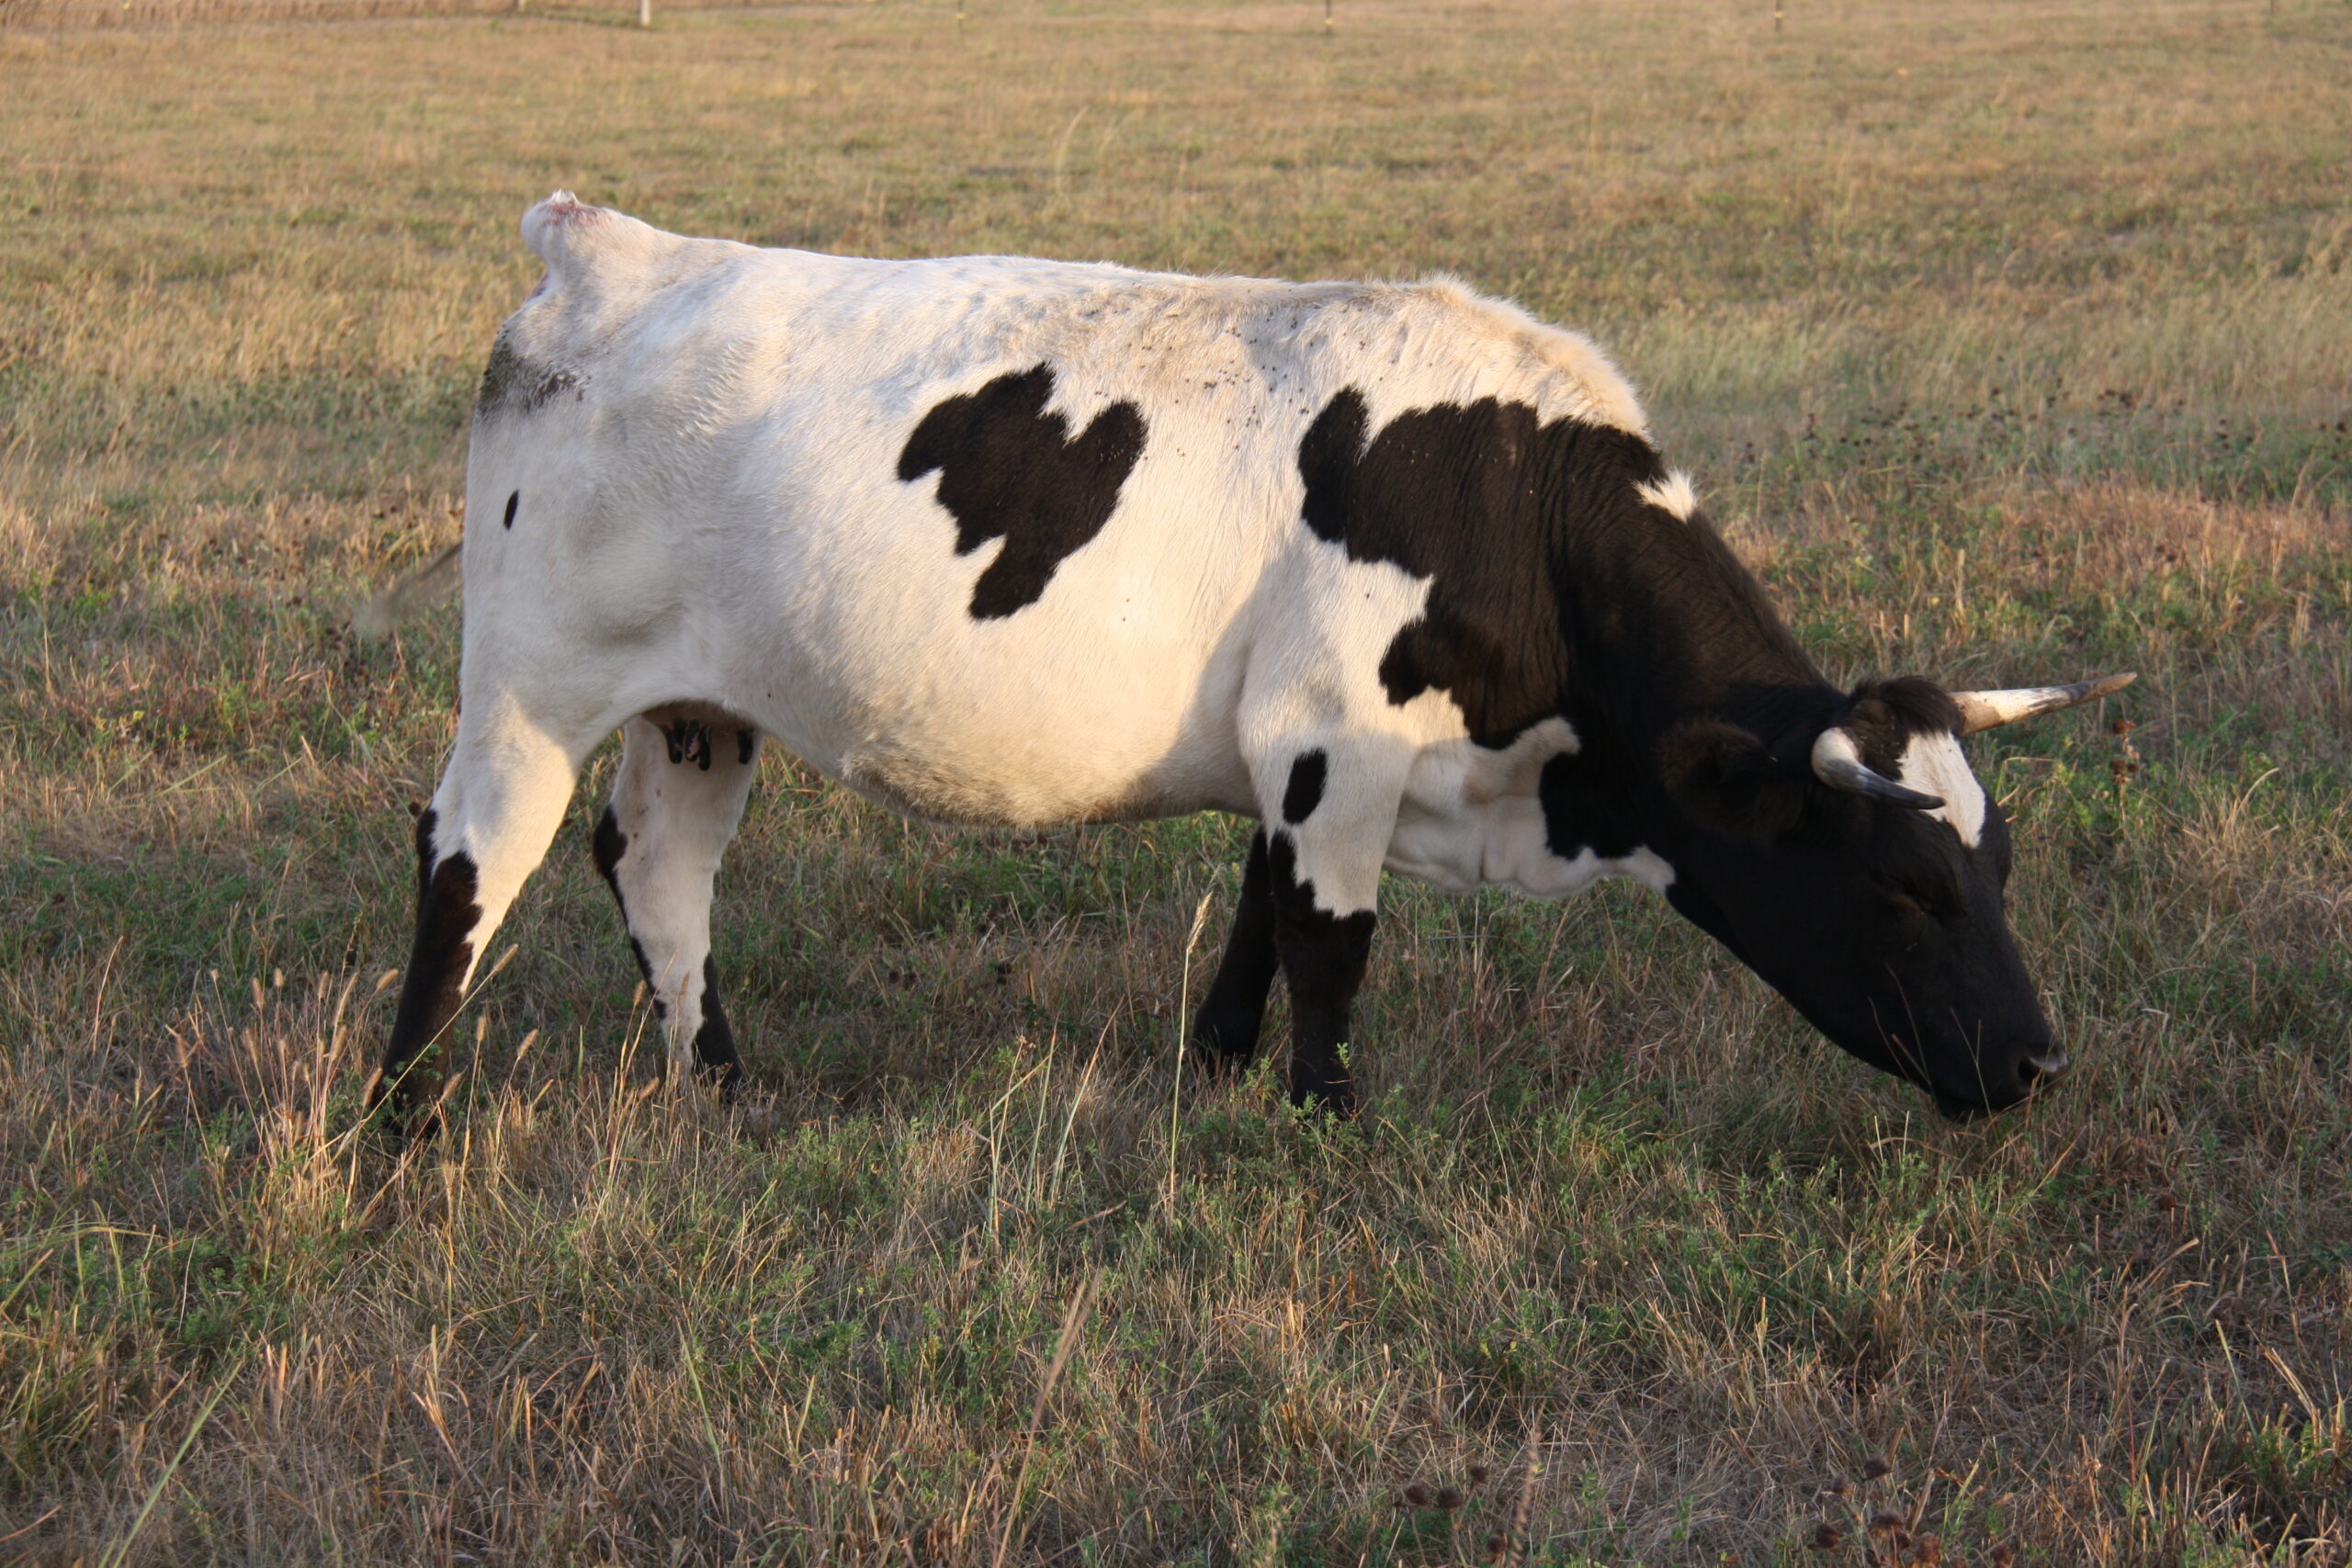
[1650,677,2064,1116]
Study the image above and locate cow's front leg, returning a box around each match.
[592,714,762,1092]
[1260,745,1396,1115]
[1191,829,1279,1071]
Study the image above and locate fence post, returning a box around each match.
[638,0,650,25]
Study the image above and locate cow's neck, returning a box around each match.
[1545,468,1837,787]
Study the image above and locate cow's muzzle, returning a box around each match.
[1931,1045,2069,1121]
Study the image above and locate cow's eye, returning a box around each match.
[1880,881,1957,926]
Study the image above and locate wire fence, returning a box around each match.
[0,0,816,28]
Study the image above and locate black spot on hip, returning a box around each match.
[898,365,1148,620]
[1282,750,1329,824]
[476,335,578,417]
[503,491,519,530]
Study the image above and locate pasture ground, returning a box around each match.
[3,0,2349,1562]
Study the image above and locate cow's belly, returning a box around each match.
[775,642,1259,828]
[673,491,1266,828]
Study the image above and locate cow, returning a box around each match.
[370,191,2132,1133]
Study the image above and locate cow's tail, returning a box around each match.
[348,538,459,638]
[518,190,681,295]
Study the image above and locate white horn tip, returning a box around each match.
[1952,671,2139,735]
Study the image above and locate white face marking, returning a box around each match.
[1634,469,1697,521]
[1899,731,1988,847]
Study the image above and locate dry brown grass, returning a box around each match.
[2,0,2348,1562]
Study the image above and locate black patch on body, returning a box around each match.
[1299,389,1657,742]
[375,808,483,1123]
[737,728,757,767]
[1265,833,1375,1115]
[1536,750,1641,861]
[590,805,628,889]
[898,365,1148,619]
[477,335,578,417]
[1281,750,1329,825]
[503,491,519,530]
[1193,829,1280,1066]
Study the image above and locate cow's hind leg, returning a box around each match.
[592,714,762,1092]
[1191,829,1279,1071]
[376,716,583,1132]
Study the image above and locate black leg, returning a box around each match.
[1265,832,1374,1115]
[691,954,745,1092]
[1191,829,1281,1070]
[373,809,483,1132]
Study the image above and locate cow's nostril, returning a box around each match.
[2018,1049,2069,1087]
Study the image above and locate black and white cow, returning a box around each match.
[373,192,2132,1129]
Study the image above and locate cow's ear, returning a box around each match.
[1661,718,1806,843]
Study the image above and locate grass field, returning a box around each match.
[4,0,2350,1562]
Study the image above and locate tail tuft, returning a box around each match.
[348,540,460,638]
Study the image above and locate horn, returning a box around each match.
[1949,672,2136,735]
[1812,728,1944,809]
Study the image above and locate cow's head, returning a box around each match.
[1647,672,2132,1116]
